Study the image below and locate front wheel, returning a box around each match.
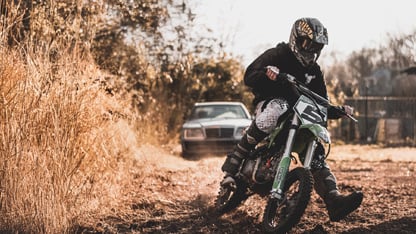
[262,167,313,233]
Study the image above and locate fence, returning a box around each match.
[330,97,416,145]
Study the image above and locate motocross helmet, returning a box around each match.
[289,18,328,67]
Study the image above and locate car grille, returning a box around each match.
[184,141,236,154]
[205,128,234,139]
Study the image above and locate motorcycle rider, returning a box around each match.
[221,17,363,222]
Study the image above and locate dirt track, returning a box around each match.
[85,144,416,233]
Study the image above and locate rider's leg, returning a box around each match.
[221,99,289,184]
[221,121,267,178]
[312,143,363,222]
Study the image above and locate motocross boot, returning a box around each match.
[221,122,267,186]
[313,167,363,222]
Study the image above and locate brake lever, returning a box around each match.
[345,113,358,123]
[337,106,358,122]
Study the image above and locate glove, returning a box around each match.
[266,66,279,81]
[342,105,354,116]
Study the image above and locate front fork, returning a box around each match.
[270,116,317,199]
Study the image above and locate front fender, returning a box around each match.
[292,124,330,154]
[300,124,331,144]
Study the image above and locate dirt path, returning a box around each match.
[84,144,416,233]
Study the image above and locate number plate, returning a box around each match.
[294,95,327,124]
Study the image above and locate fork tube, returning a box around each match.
[303,140,317,169]
[270,116,300,199]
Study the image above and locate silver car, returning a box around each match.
[181,101,252,157]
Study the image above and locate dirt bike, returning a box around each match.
[215,68,357,233]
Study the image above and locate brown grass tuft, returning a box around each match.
[0,44,139,232]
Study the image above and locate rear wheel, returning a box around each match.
[262,167,313,233]
[215,179,248,215]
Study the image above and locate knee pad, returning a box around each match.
[255,99,288,133]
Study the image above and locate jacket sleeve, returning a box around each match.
[313,80,345,119]
[328,105,345,119]
[244,48,277,89]
[308,65,345,119]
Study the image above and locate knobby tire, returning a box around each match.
[215,180,248,215]
[262,167,313,233]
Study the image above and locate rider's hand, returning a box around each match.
[266,66,279,81]
[343,105,354,116]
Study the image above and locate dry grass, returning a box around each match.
[0,44,141,233]
[0,1,174,230]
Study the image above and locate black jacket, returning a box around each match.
[244,42,343,119]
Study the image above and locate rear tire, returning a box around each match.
[215,179,248,215]
[262,167,313,233]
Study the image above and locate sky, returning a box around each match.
[191,0,416,66]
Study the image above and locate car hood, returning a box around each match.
[183,118,251,128]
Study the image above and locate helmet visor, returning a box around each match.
[297,37,324,53]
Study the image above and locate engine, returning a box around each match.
[240,156,278,184]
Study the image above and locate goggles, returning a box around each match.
[297,37,324,53]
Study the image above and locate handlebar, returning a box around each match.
[340,109,358,122]
[265,66,358,122]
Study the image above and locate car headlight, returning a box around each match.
[235,127,247,139]
[183,128,205,140]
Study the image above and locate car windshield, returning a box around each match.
[189,105,248,120]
